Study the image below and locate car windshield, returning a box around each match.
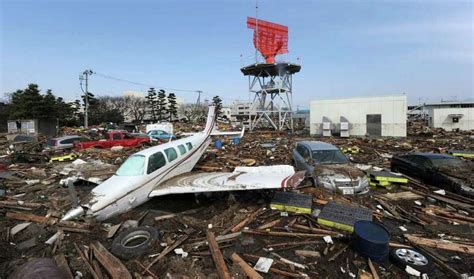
[116,155,145,176]
[312,150,348,164]
[430,157,465,168]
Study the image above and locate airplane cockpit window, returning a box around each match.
[116,155,145,176]
[147,152,167,174]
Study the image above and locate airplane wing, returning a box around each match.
[181,127,245,138]
[149,165,305,197]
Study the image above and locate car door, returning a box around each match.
[293,144,306,170]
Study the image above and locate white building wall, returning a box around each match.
[310,95,407,137]
[429,107,474,130]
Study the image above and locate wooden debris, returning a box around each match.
[257,218,281,230]
[294,250,321,258]
[382,191,422,201]
[154,213,177,221]
[230,207,265,233]
[231,253,263,279]
[143,234,189,274]
[291,224,342,236]
[92,260,104,279]
[74,243,100,279]
[358,269,374,279]
[368,258,380,279]
[206,231,231,279]
[10,222,31,238]
[271,252,308,270]
[267,240,322,248]
[91,241,132,279]
[405,234,474,254]
[243,229,330,238]
[328,244,348,262]
[415,245,462,279]
[106,223,122,239]
[54,253,74,279]
[189,232,241,248]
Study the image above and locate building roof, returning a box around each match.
[423,101,474,107]
[298,141,339,151]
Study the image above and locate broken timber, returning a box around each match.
[207,231,231,279]
[404,234,474,254]
[91,241,132,279]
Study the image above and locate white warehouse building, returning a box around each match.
[310,95,407,137]
[424,101,474,131]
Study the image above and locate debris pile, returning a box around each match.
[1,128,473,278]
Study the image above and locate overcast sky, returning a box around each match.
[1,0,473,107]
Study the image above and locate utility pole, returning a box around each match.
[79,69,93,128]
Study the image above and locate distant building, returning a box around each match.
[229,100,255,124]
[293,109,310,128]
[310,95,407,137]
[220,107,231,120]
[423,101,474,131]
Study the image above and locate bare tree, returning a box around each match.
[125,96,147,124]
[97,96,147,124]
[178,103,207,123]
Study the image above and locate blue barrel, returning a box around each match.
[353,221,390,263]
[232,137,241,145]
[215,139,222,149]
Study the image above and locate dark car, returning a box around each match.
[293,141,369,194]
[391,153,474,198]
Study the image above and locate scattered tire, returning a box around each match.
[111,226,159,260]
[389,247,433,273]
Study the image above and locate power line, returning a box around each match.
[92,71,201,93]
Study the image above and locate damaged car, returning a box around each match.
[391,153,474,198]
[293,141,369,194]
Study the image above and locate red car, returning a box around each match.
[74,131,151,150]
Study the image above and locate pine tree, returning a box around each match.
[212,95,223,117]
[157,89,168,121]
[146,88,158,122]
[167,93,178,121]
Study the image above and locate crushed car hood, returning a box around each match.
[314,164,365,179]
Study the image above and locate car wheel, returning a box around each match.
[389,247,432,273]
[111,226,159,260]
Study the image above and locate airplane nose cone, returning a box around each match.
[61,206,85,221]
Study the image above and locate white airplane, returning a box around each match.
[62,106,304,221]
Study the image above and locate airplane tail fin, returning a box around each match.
[203,106,216,135]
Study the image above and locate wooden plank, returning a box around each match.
[231,253,263,279]
[92,260,104,279]
[368,258,380,279]
[207,231,231,279]
[73,243,99,279]
[257,218,281,230]
[243,229,331,238]
[291,224,341,236]
[143,234,189,274]
[6,211,52,224]
[54,253,74,279]
[382,191,422,201]
[405,234,474,255]
[91,241,132,279]
[231,208,265,233]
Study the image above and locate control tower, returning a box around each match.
[241,17,301,131]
